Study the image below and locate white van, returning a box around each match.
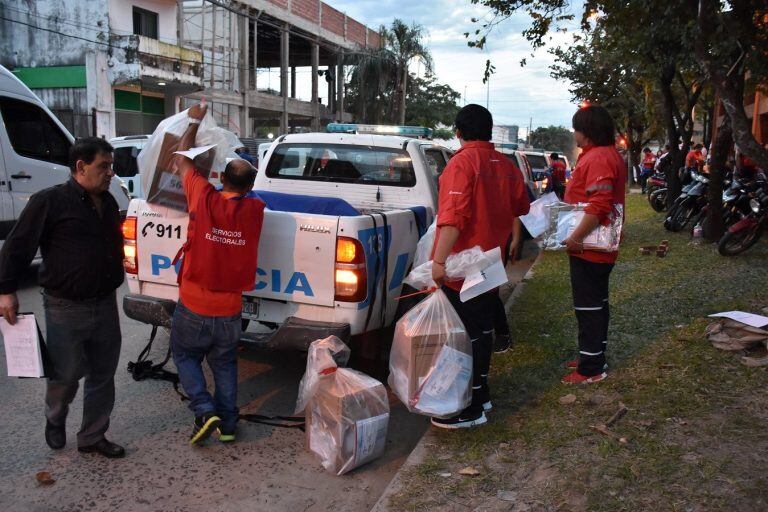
[110,135,150,199]
[0,65,130,239]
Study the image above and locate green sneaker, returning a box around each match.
[189,413,221,445]
[218,426,236,443]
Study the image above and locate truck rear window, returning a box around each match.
[526,154,548,170]
[265,143,416,187]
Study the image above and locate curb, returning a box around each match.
[370,244,544,512]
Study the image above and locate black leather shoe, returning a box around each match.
[45,421,66,450]
[78,438,126,458]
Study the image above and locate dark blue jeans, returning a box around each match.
[170,302,241,431]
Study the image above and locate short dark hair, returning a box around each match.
[550,152,559,160]
[694,143,703,150]
[69,137,113,174]
[223,159,256,191]
[572,105,616,147]
[455,104,493,141]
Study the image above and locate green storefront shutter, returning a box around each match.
[114,90,142,111]
[141,96,165,115]
[12,66,87,89]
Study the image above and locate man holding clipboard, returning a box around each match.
[0,138,126,458]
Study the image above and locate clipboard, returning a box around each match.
[1,312,52,379]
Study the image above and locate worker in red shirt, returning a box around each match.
[562,105,627,385]
[549,152,567,199]
[170,102,265,444]
[639,147,656,193]
[431,104,530,428]
[685,143,705,173]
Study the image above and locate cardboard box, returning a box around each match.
[145,133,216,212]
[307,372,389,475]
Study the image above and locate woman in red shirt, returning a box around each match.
[562,105,627,385]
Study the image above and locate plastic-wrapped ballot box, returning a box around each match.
[389,290,472,418]
[306,371,389,475]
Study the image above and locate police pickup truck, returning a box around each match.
[121,126,453,357]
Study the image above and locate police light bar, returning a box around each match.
[326,123,433,138]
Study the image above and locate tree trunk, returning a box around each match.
[704,115,731,242]
[659,65,683,208]
[712,74,768,170]
[399,66,408,125]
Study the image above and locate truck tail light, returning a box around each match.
[122,216,138,274]
[334,237,367,302]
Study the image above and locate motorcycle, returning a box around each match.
[718,183,768,256]
[646,172,667,212]
[664,170,710,232]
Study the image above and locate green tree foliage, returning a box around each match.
[529,126,575,156]
[405,76,461,130]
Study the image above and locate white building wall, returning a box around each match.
[108,0,179,44]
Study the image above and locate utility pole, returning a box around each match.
[464,85,467,106]
[486,76,490,110]
[527,117,533,146]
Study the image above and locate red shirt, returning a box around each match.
[564,145,626,264]
[435,141,531,290]
[641,152,656,169]
[551,160,567,183]
[685,150,703,168]
[180,171,265,316]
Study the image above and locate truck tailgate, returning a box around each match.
[134,203,338,307]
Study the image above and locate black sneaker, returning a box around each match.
[217,426,236,443]
[45,421,66,450]
[190,413,221,445]
[493,334,513,354]
[431,409,487,429]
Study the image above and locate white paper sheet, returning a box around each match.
[354,413,388,466]
[519,192,558,238]
[708,311,768,329]
[173,144,217,160]
[459,247,508,302]
[1,314,44,378]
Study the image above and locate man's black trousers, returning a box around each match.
[568,256,614,377]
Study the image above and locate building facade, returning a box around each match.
[0,0,380,139]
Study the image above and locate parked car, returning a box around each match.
[499,149,537,199]
[110,135,150,199]
[522,150,552,195]
[0,64,129,242]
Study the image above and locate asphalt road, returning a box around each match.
[0,265,429,512]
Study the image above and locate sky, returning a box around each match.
[330,0,583,139]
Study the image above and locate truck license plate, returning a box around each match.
[242,298,260,318]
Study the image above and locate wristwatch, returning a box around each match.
[189,118,201,125]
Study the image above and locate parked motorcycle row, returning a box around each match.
[645,167,768,256]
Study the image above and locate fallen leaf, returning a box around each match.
[497,490,518,502]
[459,466,481,476]
[437,472,452,478]
[559,394,577,405]
[35,471,55,486]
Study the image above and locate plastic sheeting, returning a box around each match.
[388,290,472,418]
[412,220,436,270]
[138,107,240,211]
[542,202,624,252]
[519,192,558,238]
[404,245,491,290]
[295,336,389,475]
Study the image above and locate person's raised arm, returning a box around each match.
[174,102,208,179]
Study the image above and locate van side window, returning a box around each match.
[0,97,71,166]
[424,148,447,177]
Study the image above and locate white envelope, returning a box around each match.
[519,192,559,238]
[459,247,508,302]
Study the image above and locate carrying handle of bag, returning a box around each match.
[396,286,438,301]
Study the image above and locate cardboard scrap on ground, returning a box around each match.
[708,311,768,329]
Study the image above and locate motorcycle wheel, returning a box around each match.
[666,203,695,232]
[717,223,764,256]
[649,189,666,212]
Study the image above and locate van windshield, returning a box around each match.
[526,154,548,170]
[265,143,416,187]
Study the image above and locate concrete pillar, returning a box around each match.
[327,64,335,113]
[251,18,258,91]
[240,12,249,137]
[311,42,320,131]
[280,24,289,134]
[290,66,296,99]
[176,0,184,46]
[336,52,344,122]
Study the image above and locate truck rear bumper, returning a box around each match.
[122,294,350,350]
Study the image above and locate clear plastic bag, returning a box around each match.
[296,336,389,476]
[137,108,240,211]
[519,192,558,238]
[542,203,624,252]
[412,220,436,269]
[388,290,472,418]
[404,245,491,289]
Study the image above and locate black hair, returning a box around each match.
[550,152,559,160]
[643,147,651,152]
[69,137,113,174]
[694,143,703,150]
[454,104,493,141]
[572,105,616,147]
[223,159,256,191]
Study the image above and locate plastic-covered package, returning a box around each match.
[404,245,490,290]
[542,203,624,252]
[519,192,558,238]
[412,220,436,269]
[137,108,241,211]
[296,336,389,476]
[388,290,472,418]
